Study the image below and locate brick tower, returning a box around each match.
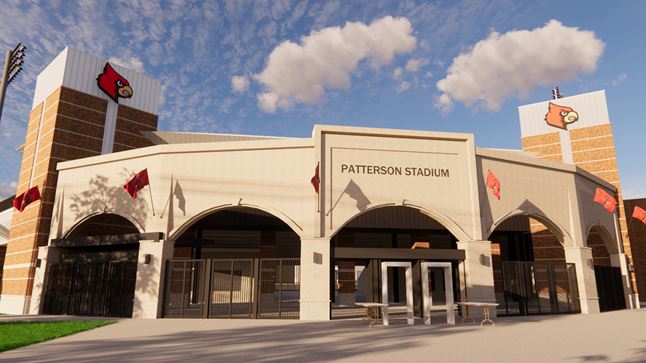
[518,90,638,306]
[0,48,161,314]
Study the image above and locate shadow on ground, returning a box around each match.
[3,312,646,363]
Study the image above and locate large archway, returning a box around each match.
[488,214,580,316]
[163,206,301,319]
[42,213,141,317]
[330,206,463,322]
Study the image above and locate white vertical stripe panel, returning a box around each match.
[101,102,118,154]
[33,47,160,114]
[29,98,47,186]
[518,90,610,137]
[560,130,573,164]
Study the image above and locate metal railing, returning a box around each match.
[495,261,580,316]
[163,258,300,319]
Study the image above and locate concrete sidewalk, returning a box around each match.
[2,310,646,362]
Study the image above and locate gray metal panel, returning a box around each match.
[63,48,161,114]
[33,47,160,114]
[519,90,610,137]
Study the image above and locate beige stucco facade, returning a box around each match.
[25,124,631,319]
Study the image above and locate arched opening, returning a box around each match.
[66,213,140,238]
[42,213,141,317]
[331,206,463,322]
[164,206,301,319]
[489,214,580,316]
[587,225,626,311]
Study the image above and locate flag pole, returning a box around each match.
[148,184,156,216]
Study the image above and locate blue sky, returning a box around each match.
[0,0,644,199]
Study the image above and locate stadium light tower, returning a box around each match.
[0,43,26,124]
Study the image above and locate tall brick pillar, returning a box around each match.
[0,47,160,314]
[518,90,638,306]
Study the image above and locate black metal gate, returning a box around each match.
[496,261,580,316]
[42,261,137,317]
[163,258,300,319]
[594,265,626,312]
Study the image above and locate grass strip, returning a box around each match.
[0,320,115,353]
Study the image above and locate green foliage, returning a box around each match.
[0,320,115,352]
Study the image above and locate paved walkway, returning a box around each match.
[2,309,646,362]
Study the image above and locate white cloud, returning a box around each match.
[396,81,411,93]
[436,20,605,112]
[405,58,428,72]
[392,67,403,80]
[108,56,146,72]
[255,16,417,112]
[612,73,628,86]
[231,75,250,93]
[219,97,235,113]
[0,181,17,199]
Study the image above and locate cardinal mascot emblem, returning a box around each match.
[97,63,133,103]
[544,102,579,130]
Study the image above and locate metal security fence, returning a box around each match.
[495,261,580,316]
[163,259,207,318]
[257,259,300,319]
[163,258,300,319]
[42,261,137,317]
[209,259,255,318]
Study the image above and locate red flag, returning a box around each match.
[594,188,617,213]
[124,169,150,199]
[633,206,646,225]
[486,170,501,199]
[310,163,320,194]
[12,186,41,212]
[12,193,24,211]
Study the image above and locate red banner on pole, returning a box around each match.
[594,187,617,213]
[124,169,150,199]
[486,170,501,199]
[311,163,320,194]
[633,206,646,225]
[12,186,41,212]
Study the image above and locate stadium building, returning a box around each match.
[0,48,640,320]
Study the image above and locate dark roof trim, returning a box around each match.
[0,195,15,212]
[334,247,465,260]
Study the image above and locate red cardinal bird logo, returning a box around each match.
[544,102,579,130]
[97,63,133,103]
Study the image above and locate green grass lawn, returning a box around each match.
[0,320,115,352]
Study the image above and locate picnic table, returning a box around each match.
[355,302,389,327]
[456,301,499,327]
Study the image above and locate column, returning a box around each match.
[28,246,62,314]
[564,246,600,314]
[132,240,174,319]
[299,238,331,320]
[610,253,638,309]
[456,240,496,319]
